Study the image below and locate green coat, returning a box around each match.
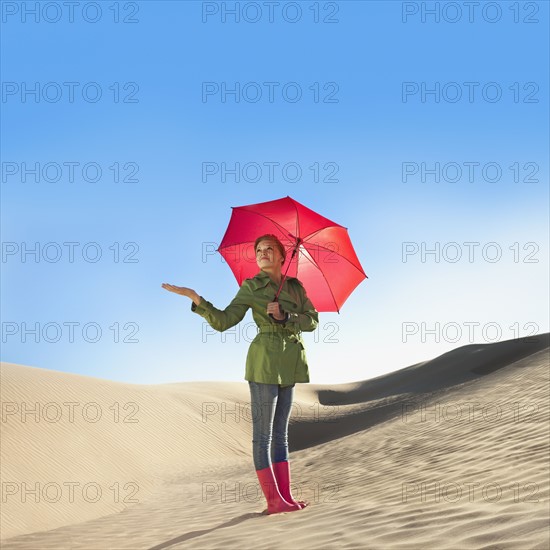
[191,269,319,384]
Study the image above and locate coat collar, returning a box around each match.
[248,270,296,292]
[247,270,275,291]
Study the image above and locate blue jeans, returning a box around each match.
[248,381,295,470]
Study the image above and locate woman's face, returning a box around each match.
[255,239,283,270]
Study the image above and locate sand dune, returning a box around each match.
[1,334,548,549]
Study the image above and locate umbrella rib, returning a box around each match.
[217,212,291,250]
[297,246,339,312]
[254,214,289,242]
[302,224,345,242]
[302,239,368,278]
[291,198,300,245]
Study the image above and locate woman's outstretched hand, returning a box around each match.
[162,284,201,306]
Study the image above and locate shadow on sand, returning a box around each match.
[147,511,266,549]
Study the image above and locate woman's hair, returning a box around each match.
[254,234,286,262]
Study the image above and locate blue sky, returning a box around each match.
[1,0,548,385]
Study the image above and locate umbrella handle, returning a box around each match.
[268,296,283,322]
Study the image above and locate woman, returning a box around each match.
[162,233,318,514]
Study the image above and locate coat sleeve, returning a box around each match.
[285,280,319,333]
[190,282,251,332]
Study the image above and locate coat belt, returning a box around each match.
[257,325,300,338]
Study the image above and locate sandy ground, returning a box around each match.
[1,333,548,549]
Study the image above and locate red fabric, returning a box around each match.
[218,196,367,312]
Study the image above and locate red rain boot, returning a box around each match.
[273,460,309,509]
[256,465,301,514]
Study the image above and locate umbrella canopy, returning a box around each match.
[217,196,367,312]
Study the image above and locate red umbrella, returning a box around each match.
[217,196,367,312]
